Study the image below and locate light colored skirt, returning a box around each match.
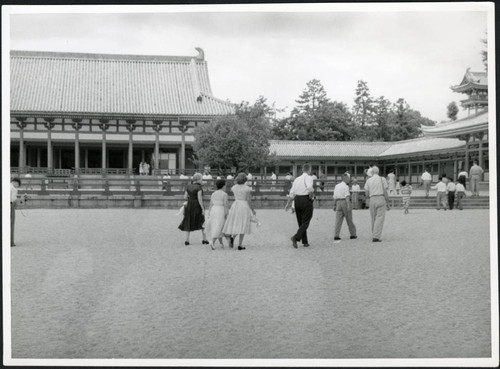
[222,200,252,235]
[205,205,226,239]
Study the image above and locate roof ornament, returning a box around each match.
[195,47,204,60]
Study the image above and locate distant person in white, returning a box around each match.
[421,169,432,197]
[333,173,357,241]
[469,161,484,196]
[457,167,468,189]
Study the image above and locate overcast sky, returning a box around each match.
[7,4,491,122]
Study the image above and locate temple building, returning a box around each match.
[422,68,489,176]
[10,49,235,175]
[10,52,490,184]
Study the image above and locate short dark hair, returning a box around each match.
[302,164,311,173]
[215,179,226,189]
[401,180,407,186]
[11,177,21,185]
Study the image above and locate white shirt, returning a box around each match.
[11,183,18,203]
[271,173,277,180]
[311,175,318,180]
[421,171,432,181]
[364,174,388,197]
[226,175,234,180]
[179,174,188,179]
[285,174,292,181]
[247,173,253,180]
[202,174,212,180]
[456,183,466,193]
[289,173,314,197]
[333,181,351,200]
[431,181,447,192]
[447,182,456,192]
[351,184,361,193]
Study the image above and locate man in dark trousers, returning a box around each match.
[285,164,314,248]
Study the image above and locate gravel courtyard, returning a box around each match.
[9,208,492,360]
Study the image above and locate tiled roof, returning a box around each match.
[451,68,488,92]
[269,140,391,158]
[377,137,465,157]
[10,50,235,118]
[422,110,488,137]
[269,138,465,159]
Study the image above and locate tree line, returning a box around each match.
[193,79,437,173]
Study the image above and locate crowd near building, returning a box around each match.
[10,49,489,186]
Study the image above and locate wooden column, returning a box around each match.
[178,120,189,173]
[99,120,110,173]
[43,118,55,173]
[459,134,471,171]
[153,120,163,172]
[72,118,83,173]
[477,131,484,171]
[15,117,27,172]
[126,120,136,173]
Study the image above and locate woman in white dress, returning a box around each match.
[222,172,256,250]
[205,179,229,249]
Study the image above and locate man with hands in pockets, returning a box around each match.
[333,173,357,242]
[364,166,390,242]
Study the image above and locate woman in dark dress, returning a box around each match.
[178,172,209,246]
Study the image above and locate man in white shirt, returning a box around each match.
[270,172,277,191]
[333,173,357,241]
[446,180,456,210]
[421,169,432,197]
[285,164,314,248]
[364,166,390,242]
[469,161,484,196]
[431,177,448,210]
[11,177,21,247]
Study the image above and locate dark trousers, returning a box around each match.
[447,191,456,210]
[11,203,15,245]
[293,195,314,244]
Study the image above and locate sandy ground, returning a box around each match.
[8,208,492,359]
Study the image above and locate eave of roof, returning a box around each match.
[422,110,488,138]
[268,137,466,160]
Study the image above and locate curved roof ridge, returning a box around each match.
[10,49,203,63]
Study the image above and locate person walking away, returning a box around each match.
[455,181,466,210]
[351,179,361,209]
[431,177,448,210]
[458,167,468,189]
[222,173,256,250]
[364,166,390,242]
[446,179,456,210]
[387,169,396,195]
[469,161,484,196]
[319,172,327,192]
[178,172,209,245]
[270,171,277,191]
[395,180,401,195]
[11,177,21,247]
[400,180,412,214]
[421,169,432,197]
[205,179,229,249]
[333,173,357,241]
[285,164,314,248]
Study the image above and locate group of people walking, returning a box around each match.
[178,172,257,250]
